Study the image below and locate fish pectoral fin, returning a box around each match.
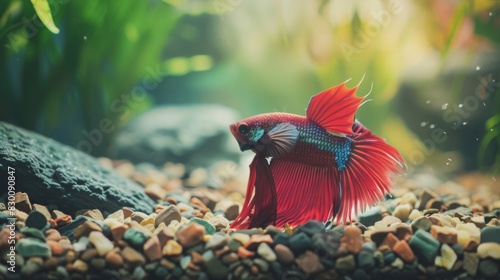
[264,123,299,157]
[306,82,365,135]
[270,159,342,227]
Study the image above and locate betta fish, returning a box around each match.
[229,81,404,229]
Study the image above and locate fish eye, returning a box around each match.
[238,124,250,135]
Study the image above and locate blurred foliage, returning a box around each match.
[0,0,183,154]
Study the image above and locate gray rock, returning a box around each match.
[478,259,499,278]
[0,122,155,216]
[357,206,382,227]
[480,226,500,244]
[111,105,241,168]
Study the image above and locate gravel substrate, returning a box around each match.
[1,160,500,279]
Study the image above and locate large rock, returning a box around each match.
[0,122,155,216]
[110,105,241,167]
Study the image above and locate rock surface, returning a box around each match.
[0,122,155,216]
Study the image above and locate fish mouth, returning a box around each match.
[238,141,255,152]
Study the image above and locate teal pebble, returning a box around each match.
[189,218,215,235]
[20,227,46,242]
[123,227,149,249]
[17,238,52,258]
[409,229,440,265]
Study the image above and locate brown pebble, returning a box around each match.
[191,252,203,265]
[45,229,62,241]
[51,210,66,219]
[81,248,98,261]
[14,192,32,213]
[155,205,182,227]
[74,221,102,239]
[430,225,457,244]
[379,233,398,250]
[144,235,162,261]
[66,250,77,262]
[295,250,325,275]
[394,224,413,242]
[339,226,363,255]
[54,215,72,227]
[105,251,124,268]
[122,207,133,219]
[110,224,129,243]
[43,257,58,270]
[176,223,205,248]
[160,258,176,270]
[90,258,106,270]
[122,247,146,266]
[393,240,415,263]
[75,209,104,220]
[156,227,174,247]
[47,240,64,256]
[221,252,239,264]
[214,246,230,257]
[145,184,167,201]
[225,204,240,221]
[237,246,255,259]
[245,234,273,251]
[274,244,294,265]
[72,259,88,273]
[250,265,259,275]
[370,229,396,246]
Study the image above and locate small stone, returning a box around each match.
[122,246,146,266]
[45,229,62,241]
[17,238,51,258]
[257,242,276,262]
[231,233,250,246]
[74,221,102,239]
[393,240,415,263]
[88,231,114,256]
[140,215,155,228]
[477,242,500,259]
[471,216,485,229]
[357,206,382,227]
[110,224,128,243]
[105,251,124,268]
[339,226,363,255]
[163,239,183,256]
[130,211,148,223]
[430,225,457,244]
[156,227,174,247]
[295,250,325,275]
[295,220,325,236]
[205,233,228,250]
[205,258,228,280]
[393,204,412,222]
[221,252,238,264]
[480,226,500,243]
[46,240,64,256]
[288,232,313,255]
[408,209,423,220]
[53,214,72,227]
[237,246,255,259]
[177,223,205,248]
[144,235,162,261]
[391,257,404,269]
[274,244,294,265]
[14,192,32,213]
[245,234,273,250]
[106,209,125,223]
[155,205,182,227]
[478,259,499,277]
[335,254,355,273]
[225,204,240,220]
[419,189,440,211]
[90,258,106,270]
[411,216,432,232]
[25,210,48,230]
[456,223,480,248]
[400,192,417,207]
[379,232,398,250]
[21,257,42,277]
[439,244,457,270]
[189,217,216,235]
[43,257,58,270]
[76,209,104,220]
[72,259,89,273]
[81,248,98,261]
[357,251,375,270]
[409,230,440,265]
[20,227,45,241]
[463,252,479,276]
[209,215,230,232]
[123,227,149,249]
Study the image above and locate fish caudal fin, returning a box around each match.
[336,121,405,223]
[231,155,277,229]
[306,82,364,135]
[270,159,341,228]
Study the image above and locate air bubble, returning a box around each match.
[446,162,450,165]
[483,102,487,106]
[442,103,448,110]
[489,12,493,16]
[476,66,481,70]
[458,104,463,108]
[426,100,431,104]
[463,122,467,125]
[84,36,87,40]
[420,122,427,127]
[430,124,435,129]
[448,158,452,161]
[493,177,497,181]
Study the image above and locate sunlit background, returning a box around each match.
[1,0,500,175]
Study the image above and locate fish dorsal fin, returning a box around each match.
[306,82,364,135]
[262,123,299,157]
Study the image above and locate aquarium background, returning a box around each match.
[1,0,499,174]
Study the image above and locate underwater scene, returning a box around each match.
[1,0,500,279]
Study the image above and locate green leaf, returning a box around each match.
[30,0,59,34]
[486,115,500,130]
[478,128,500,168]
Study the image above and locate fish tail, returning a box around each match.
[336,121,405,223]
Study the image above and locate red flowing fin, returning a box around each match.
[306,82,365,135]
[231,155,277,229]
[270,159,341,228]
[262,123,299,157]
[336,121,405,223]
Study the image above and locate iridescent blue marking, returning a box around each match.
[248,127,265,142]
[298,123,352,171]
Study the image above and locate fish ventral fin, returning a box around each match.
[306,82,364,135]
[262,123,299,157]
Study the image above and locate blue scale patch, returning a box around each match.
[298,124,352,171]
[248,127,265,142]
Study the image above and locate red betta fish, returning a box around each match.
[229,81,405,229]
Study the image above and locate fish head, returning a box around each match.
[229,116,267,153]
